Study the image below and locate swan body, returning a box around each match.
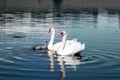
[57,31,85,56]
[47,28,61,51]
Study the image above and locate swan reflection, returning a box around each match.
[59,55,83,71]
[57,55,66,78]
[48,51,83,78]
[48,51,55,72]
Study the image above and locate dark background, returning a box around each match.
[0,0,120,12]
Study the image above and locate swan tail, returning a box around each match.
[81,43,85,50]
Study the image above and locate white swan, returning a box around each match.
[57,31,85,56]
[47,28,61,51]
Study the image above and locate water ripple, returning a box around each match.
[0,58,14,63]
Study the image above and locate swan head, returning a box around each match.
[60,31,66,37]
[48,28,55,33]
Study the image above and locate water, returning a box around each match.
[0,9,120,80]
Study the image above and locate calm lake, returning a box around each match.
[0,8,120,80]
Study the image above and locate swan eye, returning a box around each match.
[48,29,51,33]
[60,32,64,36]
[60,32,63,34]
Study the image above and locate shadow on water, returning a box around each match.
[118,13,120,29]
[53,0,62,17]
[91,10,98,28]
[53,0,62,11]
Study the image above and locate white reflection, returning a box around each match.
[48,51,83,78]
[58,54,83,78]
[48,51,55,72]
[97,10,119,29]
[62,55,83,71]
[22,13,32,24]
[57,55,66,78]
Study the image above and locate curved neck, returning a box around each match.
[49,30,55,46]
[59,34,67,51]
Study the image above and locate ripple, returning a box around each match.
[82,50,120,71]
[0,67,59,80]
[5,47,13,50]
[0,58,15,63]
[0,56,61,80]
[12,56,28,61]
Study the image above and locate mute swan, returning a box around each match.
[57,31,85,56]
[47,28,61,51]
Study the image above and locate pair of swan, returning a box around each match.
[48,28,85,56]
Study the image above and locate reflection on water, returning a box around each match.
[48,51,83,78]
[0,9,120,80]
[48,51,55,72]
[1,9,120,30]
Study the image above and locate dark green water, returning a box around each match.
[0,9,120,80]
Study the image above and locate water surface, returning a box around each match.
[0,9,120,80]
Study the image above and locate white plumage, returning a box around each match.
[57,31,85,56]
[47,28,61,51]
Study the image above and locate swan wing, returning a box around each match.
[74,42,85,53]
[62,39,77,55]
[63,39,85,55]
[57,39,85,56]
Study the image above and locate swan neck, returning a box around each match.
[62,34,66,45]
[60,34,67,50]
[49,30,55,45]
